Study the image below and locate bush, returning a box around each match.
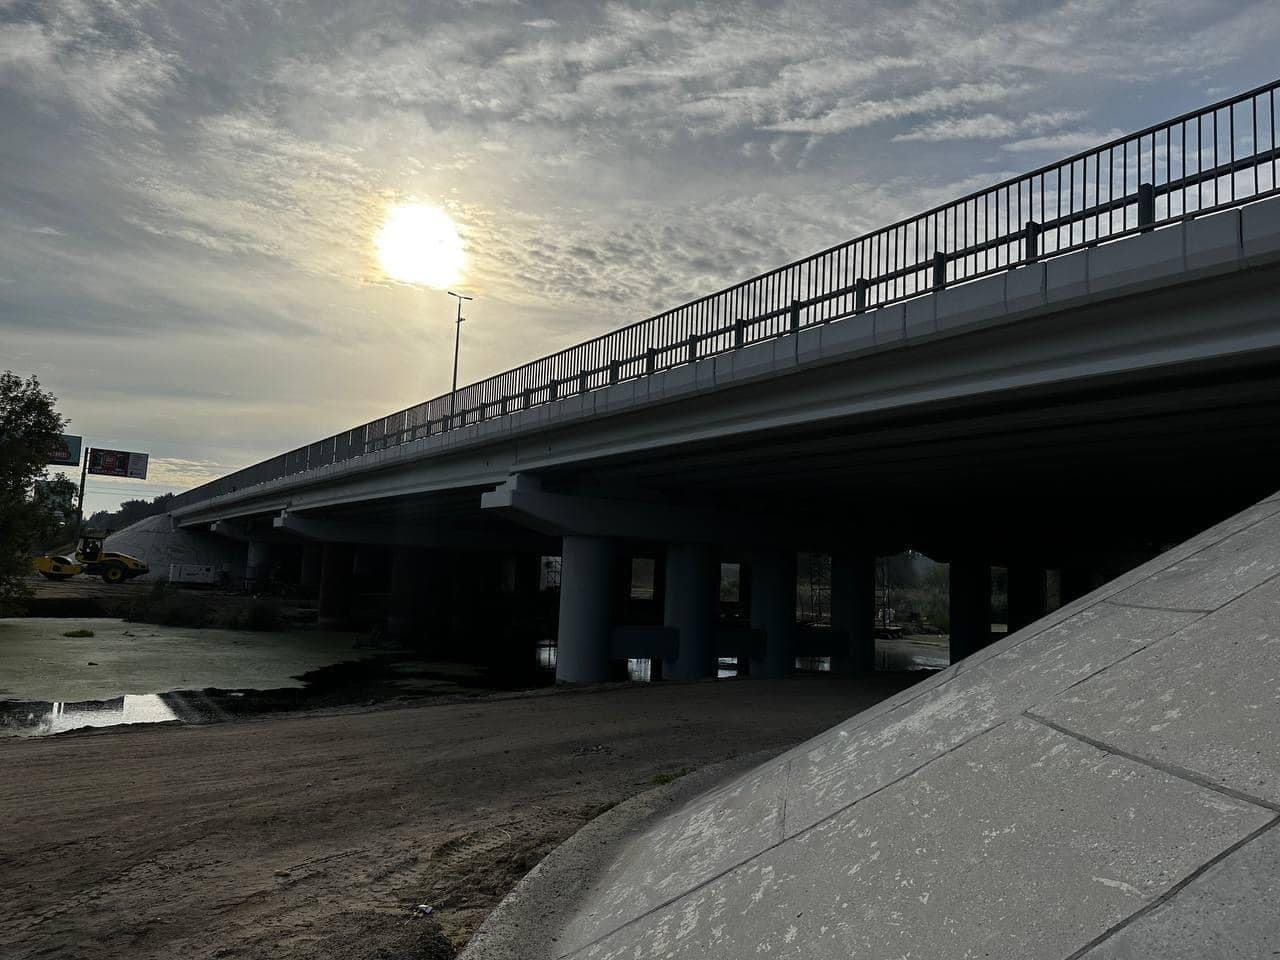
[125,584,282,631]
[62,628,94,638]
[126,583,210,628]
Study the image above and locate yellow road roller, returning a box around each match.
[32,533,149,583]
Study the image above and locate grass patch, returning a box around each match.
[62,628,95,638]
[650,767,691,786]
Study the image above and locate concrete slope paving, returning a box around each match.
[543,492,1280,959]
[104,513,246,580]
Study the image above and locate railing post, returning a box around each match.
[1137,182,1154,231]
[578,369,588,394]
[523,388,532,409]
[854,278,868,312]
[500,397,508,416]
[549,379,559,402]
[789,298,800,334]
[734,317,744,348]
[687,334,697,364]
[932,252,946,292]
[609,359,619,385]
[1024,220,1041,262]
[645,347,656,376]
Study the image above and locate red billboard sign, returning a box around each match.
[47,434,82,467]
[88,448,149,479]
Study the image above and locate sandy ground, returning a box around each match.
[0,674,919,959]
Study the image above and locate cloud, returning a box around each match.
[0,2,178,130]
[892,114,1019,143]
[763,82,1022,136]
[2,0,1279,513]
[1002,129,1128,153]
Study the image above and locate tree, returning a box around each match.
[0,372,68,611]
[85,492,176,533]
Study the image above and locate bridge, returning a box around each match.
[155,80,1280,683]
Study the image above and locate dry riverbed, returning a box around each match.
[0,674,919,959]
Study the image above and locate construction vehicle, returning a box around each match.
[32,532,149,584]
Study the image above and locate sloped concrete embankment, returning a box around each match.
[104,513,246,582]
[471,491,1280,960]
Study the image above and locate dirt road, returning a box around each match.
[0,674,917,959]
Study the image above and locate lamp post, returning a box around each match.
[446,290,473,429]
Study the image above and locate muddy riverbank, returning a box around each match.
[0,673,921,958]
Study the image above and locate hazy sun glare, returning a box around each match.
[375,204,464,288]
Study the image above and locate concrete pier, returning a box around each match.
[1008,563,1048,632]
[749,549,796,679]
[387,546,416,639]
[318,543,354,628]
[830,552,875,673]
[661,543,717,681]
[245,540,270,591]
[949,556,991,662]
[556,536,615,683]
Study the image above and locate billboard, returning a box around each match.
[88,448,149,480]
[47,434,82,467]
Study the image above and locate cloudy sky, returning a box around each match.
[2,0,1277,512]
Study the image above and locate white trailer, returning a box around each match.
[168,563,220,586]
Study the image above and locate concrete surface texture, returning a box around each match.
[546,492,1280,959]
[103,513,247,580]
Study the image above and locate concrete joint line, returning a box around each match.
[1060,816,1280,960]
[1049,641,1177,702]
[1021,712,1280,814]
[1100,599,1215,615]
[558,720,1013,959]
[777,758,793,841]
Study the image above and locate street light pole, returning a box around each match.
[446,290,473,429]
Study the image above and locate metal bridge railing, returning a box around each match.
[170,79,1280,511]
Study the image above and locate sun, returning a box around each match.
[375,203,465,288]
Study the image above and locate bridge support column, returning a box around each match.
[300,543,322,591]
[949,557,991,663]
[1007,564,1048,633]
[830,552,876,673]
[1060,564,1102,605]
[245,541,270,592]
[749,548,796,679]
[318,543,355,628]
[387,546,417,639]
[662,543,717,681]
[556,536,615,683]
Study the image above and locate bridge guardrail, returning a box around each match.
[170,79,1280,511]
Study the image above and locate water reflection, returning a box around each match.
[533,640,946,680]
[0,695,178,738]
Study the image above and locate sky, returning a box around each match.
[2,0,1278,513]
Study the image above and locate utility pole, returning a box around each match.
[74,446,90,540]
[446,290,473,429]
